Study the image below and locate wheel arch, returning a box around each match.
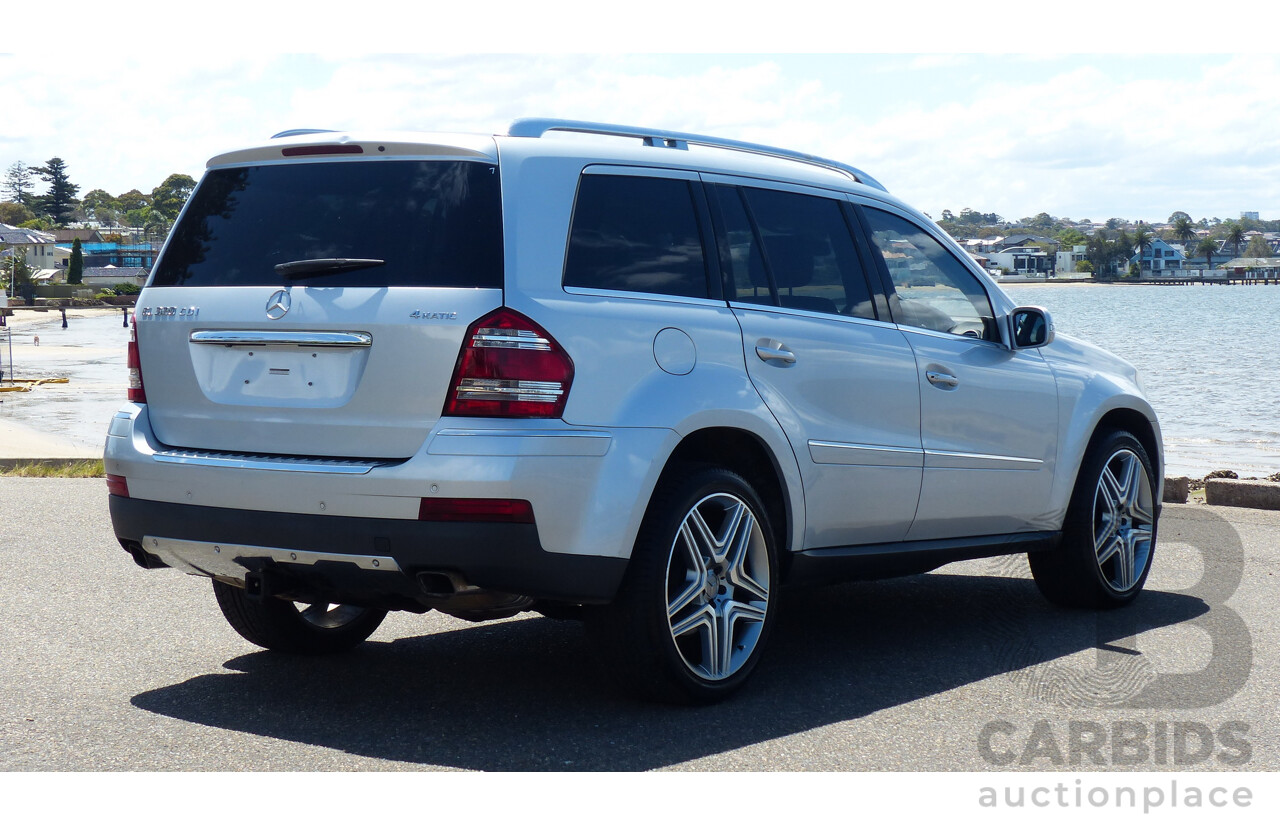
[658,426,800,570]
[1066,406,1164,520]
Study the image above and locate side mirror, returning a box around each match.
[1010,306,1055,349]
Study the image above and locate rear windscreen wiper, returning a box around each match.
[274,258,386,279]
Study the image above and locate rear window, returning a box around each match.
[151,160,502,288]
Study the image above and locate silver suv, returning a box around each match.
[105,119,1162,703]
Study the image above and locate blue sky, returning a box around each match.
[5,7,1280,225]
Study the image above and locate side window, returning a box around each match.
[861,207,997,340]
[563,174,709,298]
[712,186,773,306]
[715,184,876,320]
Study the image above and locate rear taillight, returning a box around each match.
[106,474,129,498]
[444,309,574,418]
[127,317,146,403]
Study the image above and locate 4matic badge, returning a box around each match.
[409,310,457,320]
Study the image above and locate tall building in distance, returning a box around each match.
[1241,211,1260,221]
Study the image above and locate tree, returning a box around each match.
[6,256,33,296]
[29,157,81,226]
[1196,237,1218,271]
[150,173,196,221]
[116,189,150,213]
[3,162,35,207]
[81,189,120,224]
[0,201,34,225]
[139,206,170,242]
[1086,230,1129,279]
[1245,235,1272,258]
[1056,228,1088,248]
[1167,210,1192,225]
[67,238,84,285]
[1223,222,1247,258]
[1171,215,1197,247]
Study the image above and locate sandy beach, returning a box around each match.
[1,307,130,459]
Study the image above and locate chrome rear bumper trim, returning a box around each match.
[153,449,390,474]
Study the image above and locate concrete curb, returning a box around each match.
[1163,476,1190,504]
[1204,478,1280,511]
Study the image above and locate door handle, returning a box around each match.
[756,344,797,364]
[926,370,958,388]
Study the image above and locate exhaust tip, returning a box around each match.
[417,571,463,597]
[123,540,168,570]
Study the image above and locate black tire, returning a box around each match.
[212,580,387,655]
[585,466,779,704]
[1030,430,1158,608]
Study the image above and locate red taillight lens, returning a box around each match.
[127,317,146,403]
[106,474,129,498]
[418,498,535,523]
[444,309,574,418]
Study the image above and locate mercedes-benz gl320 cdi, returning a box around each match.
[106,119,1162,703]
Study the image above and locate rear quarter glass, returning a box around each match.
[150,160,502,289]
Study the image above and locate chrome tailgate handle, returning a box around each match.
[190,331,373,348]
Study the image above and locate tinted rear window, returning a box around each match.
[563,174,709,298]
[151,160,502,288]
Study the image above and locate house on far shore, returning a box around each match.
[0,223,58,271]
[81,266,148,290]
[1219,257,1280,279]
[1131,238,1187,274]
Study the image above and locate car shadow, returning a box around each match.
[131,569,1208,770]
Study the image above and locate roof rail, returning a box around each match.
[270,128,339,139]
[507,118,887,193]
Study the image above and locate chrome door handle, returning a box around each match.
[926,370,958,388]
[756,345,797,364]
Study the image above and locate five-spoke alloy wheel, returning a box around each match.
[665,491,772,683]
[1031,430,1158,608]
[586,466,778,704]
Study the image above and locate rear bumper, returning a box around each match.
[109,494,628,604]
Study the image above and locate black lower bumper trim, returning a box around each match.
[109,496,627,605]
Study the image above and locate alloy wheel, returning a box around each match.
[665,492,771,681]
[1093,448,1155,593]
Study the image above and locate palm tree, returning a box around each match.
[1172,215,1196,246]
[1225,222,1247,259]
[1132,224,1154,276]
[1196,237,1218,273]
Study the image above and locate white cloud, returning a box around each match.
[4,53,1280,223]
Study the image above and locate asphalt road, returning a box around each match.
[2,478,1277,772]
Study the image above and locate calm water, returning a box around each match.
[1003,283,1279,478]
[1,289,1274,477]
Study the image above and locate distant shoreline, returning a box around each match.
[2,307,128,329]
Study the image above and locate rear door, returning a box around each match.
[708,179,923,548]
[137,152,504,459]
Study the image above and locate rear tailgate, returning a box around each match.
[135,143,504,459]
[137,286,500,458]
